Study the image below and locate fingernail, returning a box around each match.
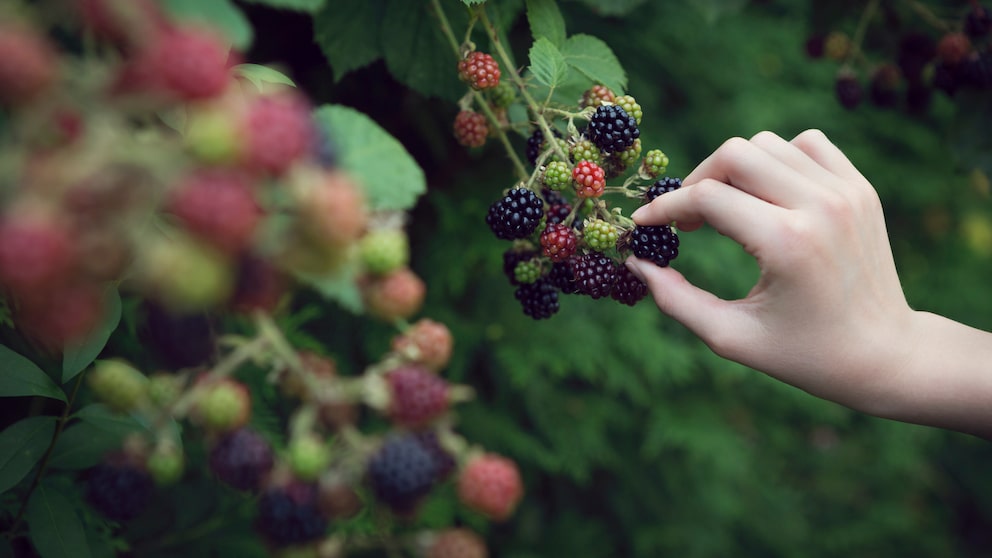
[630,206,646,222]
[624,257,646,281]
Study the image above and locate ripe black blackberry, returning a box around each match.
[85,455,154,522]
[869,64,900,108]
[368,434,439,513]
[541,187,567,207]
[414,430,457,481]
[525,128,562,166]
[503,248,538,286]
[965,4,992,39]
[256,481,327,547]
[514,278,560,319]
[933,62,962,96]
[630,225,679,267]
[835,73,863,109]
[548,260,578,294]
[586,105,639,154]
[964,51,992,88]
[610,264,648,306]
[546,203,572,225]
[572,251,617,299]
[209,428,275,492]
[139,300,217,370]
[486,188,544,240]
[643,177,682,202]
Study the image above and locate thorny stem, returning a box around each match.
[429,0,528,180]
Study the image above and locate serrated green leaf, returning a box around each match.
[461,0,486,5]
[233,64,296,93]
[294,262,364,314]
[0,345,66,403]
[561,33,627,94]
[47,421,134,471]
[312,104,426,211]
[0,416,56,495]
[160,0,253,51]
[380,0,464,102]
[238,0,325,12]
[62,288,121,383]
[529,37,568,88]
[526,0,565,46]
[26,484,91,558]
[313,0,386,81]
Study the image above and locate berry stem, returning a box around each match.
[845,0,881,68]
[428,0,528,180]
[903,0,953,33]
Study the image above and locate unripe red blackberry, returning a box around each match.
[243,90,315,176]
[456,453,523,522]
[514,278,559,319]
[630,225,679,267]
[610,264,648,306]
[255,480,328,547]
[385,365,451,428]
[486,188,544,240]
[572,160,606,198]
[297,169,369,249]
[0,211,77,298]
[938,32,972,66]
[572,251,617,299]
[835,71,863,110]
[391,318,454,370]
[85,453,153,522]
[644,177,682,202]
[138,25,234,101]
[15,281,105,349]
[230,254,287,314]
[362,267,426,321]
[869,64,901,108]
[540,223,577,262]
[586,104,639,154]
[457,51,501,90]
[368,433,440,513]
[0,24,58,105]
[209,428,275,491]
[580,84,616,108]
[454,110,489,148]
[167,168,262,255]
[427,528,489,558]
[546,202,572,226]
[318,479,364,520]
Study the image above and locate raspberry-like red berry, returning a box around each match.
[580,84,616,108]
[540,223,577,262]
[457,51,501,90]
[0,24,57,105]
[168,169,261,255]
[630,225,680,267]
[75,0,170,48]
[586,104,639,154]
[572,160,606,198]
[386,365,450,428]
[368,433,439,513]
[392,318,454,370]
[255,480,328,547]
[0,212,76,297]
[362,267,426,321]
[123,25,233,101]
[938,32,972,66]
[209,428,275,491]
[457,453,523,521]
[428,528,489,558]
[572,251,617,299]
[318,480,364,520]
[85,453,153,522]
[15,281,105,348]
[299,170,369,249]
[243,91,315,175]
[610,263,648,306]
[454,110,489,148]
[514,278,559,319]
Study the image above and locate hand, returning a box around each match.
[626,130,917,415]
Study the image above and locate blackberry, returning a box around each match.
[869,64,901,108]
[548,260,578,294]
[897,32,936,83]
[209,428,275,492]
[541,187,568,207]
[644,177,682,202]
[614,94,643,124]
[640,149,670,178]
[586,104,639,154]
[965,5,992,39]
[540,223,577,262]
[610,264,648,306]
[905,82,932,114]
[385,365,450,428]
[513,259,543,284]
[630,225,679,267]
[933,62,962,95]
[525,128,562,166]
[485,188,544,240]
[414,430,457,481]
[570,137,602,164]
[139,300,217,370]
[572,252,617,299]
[503,248,538,286]
[368,434,439,513]
[964,51,992,88]
[834,73,863,110]
[85,456,154,522]
[514,278,560,319]
[255,481,327,547]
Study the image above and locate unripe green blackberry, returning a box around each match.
[288,434,332,482]
[640,149,669,178]
[614,95,642,125]
[147,442,184,486]
[583,219,619,252]
[513,259,543,284]
[617,138,642,168]
[148,373,183,408]
[542,161,571,191]
[570,138,602,164]
[359,228,409,275]
[88,359,148,413]
[488,81,516,108]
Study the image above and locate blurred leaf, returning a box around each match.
[62,288,122,383]
[526,0,566,46]
[238,0,325,11]
[561,34,627,94]
[381,0,464,101]
[48,420,136,471]
[160,0,253,51]
[313,0,385,81]
[72,404,148,436]
[312,104,427,211]
[233,64,296,93]
[26,484,91,558]
[529,37,568,88]
[572,0,648,16]
[461,0,485,5]
[0,416,56,495]
[0,345,66,403]
[295,263,364,314]
[689,0,749,23]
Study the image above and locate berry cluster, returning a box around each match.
[807,3,992,112]
[469,81,681,319]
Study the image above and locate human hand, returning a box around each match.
[626,129,918,415]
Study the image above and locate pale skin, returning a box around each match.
[625,129,992,439]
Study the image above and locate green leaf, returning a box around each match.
[313,0,386,81]
[572,0,648,16]
[47,421,133,471]
[295,259,364,314]
[689,0,748,23]
[238,0,326,12]
[26,484,91,558]
[461,0,485,5]
[561,33,628,94]
[160,0,253,51]
[529,37,568,89]
[526,0,566,46]
[0,416,57,495]
[380,0,465,102]
[62,288,122,383]
[233,63,296,93]
[312,104,427,211]
[0,345,66,403]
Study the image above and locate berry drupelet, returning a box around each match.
[485,188,544,240]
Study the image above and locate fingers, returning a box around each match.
[789,129,865,182]
[682,136,822,208]
[631,178,787,252]
[749,131,841,187]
